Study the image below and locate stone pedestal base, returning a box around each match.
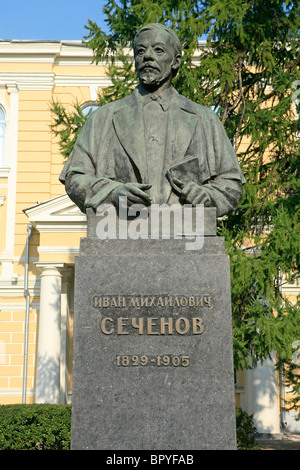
[71,235,237,450]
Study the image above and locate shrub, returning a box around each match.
[236,408,260,450]
[0,404,71,450]
[0,404,259,450]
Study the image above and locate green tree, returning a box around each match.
[52,0,300,415]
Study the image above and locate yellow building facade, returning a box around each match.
[0,39,299,436]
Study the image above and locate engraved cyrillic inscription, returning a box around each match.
[93,294,210,338]
[116,355,190,367]
[100,316,204,336]
[93,294,212,309]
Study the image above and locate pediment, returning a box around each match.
[23,193,87,232]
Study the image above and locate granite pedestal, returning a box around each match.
[71,208,237,450]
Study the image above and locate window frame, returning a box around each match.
[0,105,6,168]
[0,101,9,171]
[81,101,99,117]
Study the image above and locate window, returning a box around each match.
[82,102,98,117]
[0,107,5,168]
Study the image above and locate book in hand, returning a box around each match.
[167,157,202,194]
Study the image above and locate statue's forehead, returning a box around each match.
[135,29,172,48]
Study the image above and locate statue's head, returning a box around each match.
[134,23,182,90]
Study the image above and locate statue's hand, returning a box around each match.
[112,182,152,208]
[172,178,211,206]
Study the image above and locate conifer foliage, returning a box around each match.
[52,1,300,415]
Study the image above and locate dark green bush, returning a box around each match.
[0,404,71,450]
[236,408,260,450]
[0,404,259,450]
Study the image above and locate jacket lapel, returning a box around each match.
[112,92,147,182]
[167,96,198,165]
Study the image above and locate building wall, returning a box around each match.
[0,40,108,404]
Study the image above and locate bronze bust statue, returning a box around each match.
[59,23,245,218]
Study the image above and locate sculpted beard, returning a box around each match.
[136,67,172,87]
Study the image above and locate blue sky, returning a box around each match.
[0,0,108,41]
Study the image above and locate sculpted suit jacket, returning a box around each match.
[59,86,245,217]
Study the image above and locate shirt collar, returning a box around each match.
[135,84,175,112]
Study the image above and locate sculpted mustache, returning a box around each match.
[139,64,160,71]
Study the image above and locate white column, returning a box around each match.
[252,353,281,437]
[35,263,65,403]
[59,267,74,404]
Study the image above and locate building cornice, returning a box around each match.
[0,72,55,90]
[0,72,112,91]
[54,74,112,88]
[0,40,93,63]
[23,193,87,233]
